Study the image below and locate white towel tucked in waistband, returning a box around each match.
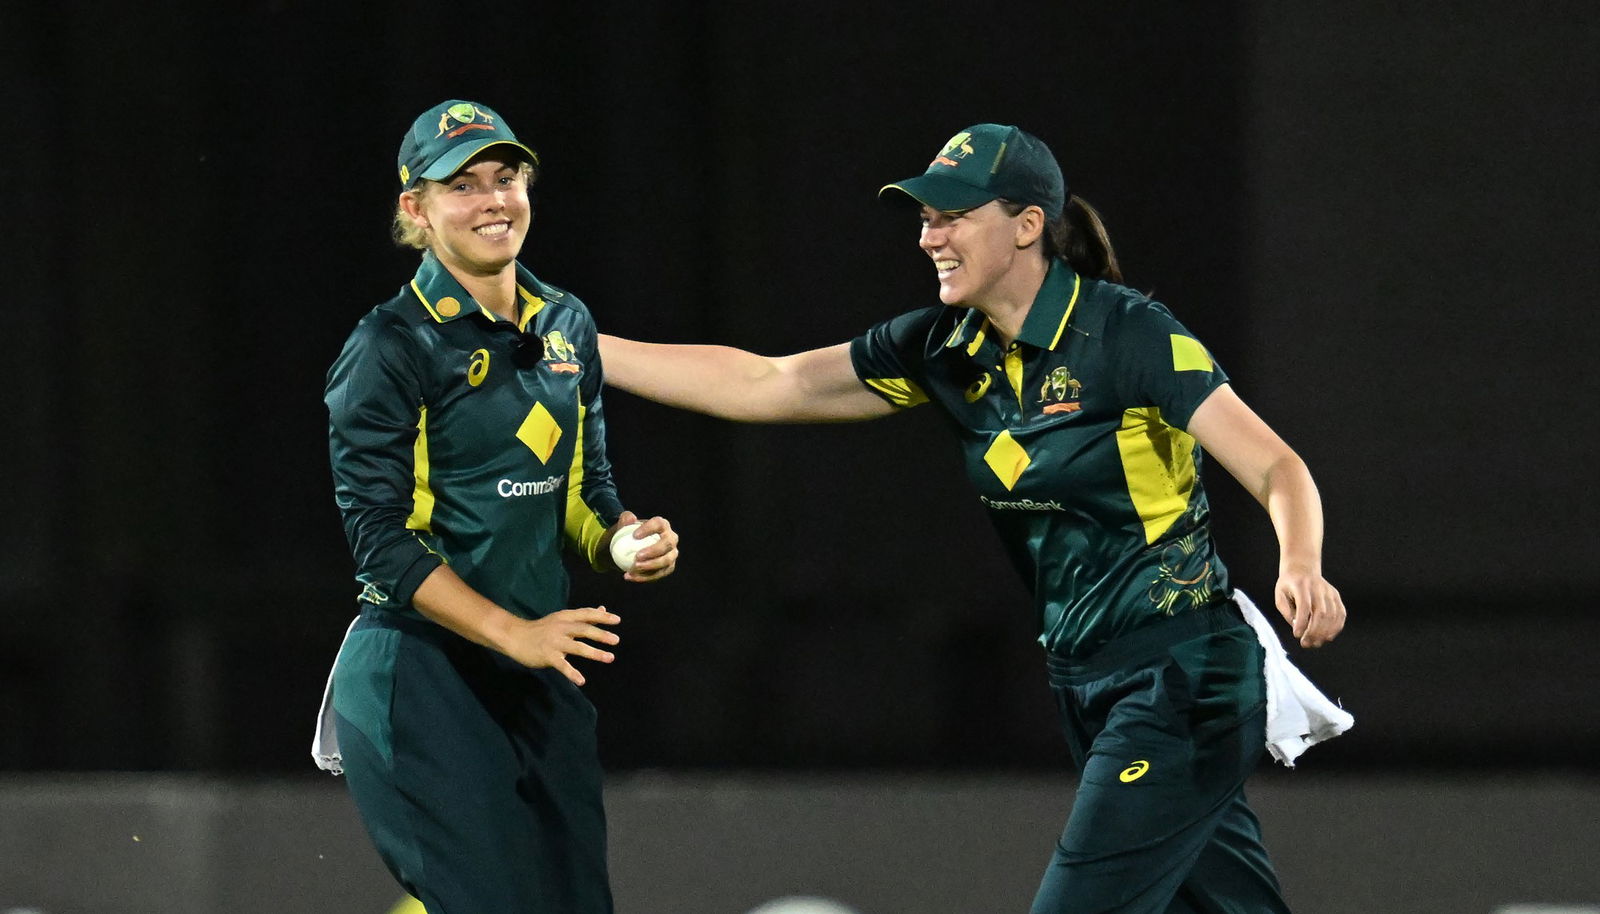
[1234,590,1354,767]
[311,616,360,775]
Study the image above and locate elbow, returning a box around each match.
[1258,450,1315,503]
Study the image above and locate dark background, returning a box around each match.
[3,2,1596,775]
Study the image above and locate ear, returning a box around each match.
[1014,204,1046,249]
[398,189,430,229]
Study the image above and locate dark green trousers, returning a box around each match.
[1033,602,1290,914]
[333,609,612,914]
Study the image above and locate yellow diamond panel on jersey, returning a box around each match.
[984,429,1032,490]
[516,402,563,463]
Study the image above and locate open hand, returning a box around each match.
[500,607,621,686]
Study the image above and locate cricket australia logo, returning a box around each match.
[932,131,976,168]
[1038,365,1083,414]
[543,330,581,374]
[436,102,496,138]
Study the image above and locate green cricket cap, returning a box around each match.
[879,124,1066,220]
[396,100,538,188]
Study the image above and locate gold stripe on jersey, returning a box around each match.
[1115,407,1198,543]
[1170,335,1214,372]
[406,406,436,531]
[564,401,612,570]
[863,376,930,408]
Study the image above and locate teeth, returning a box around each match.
[476,223,510,236]
[935,259,959,270]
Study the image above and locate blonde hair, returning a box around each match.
[391,160,537,251]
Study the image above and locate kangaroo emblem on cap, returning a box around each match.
[435,103,496,138]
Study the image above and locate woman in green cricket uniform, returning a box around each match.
[321,99,679,914]
[599,124,1345,913]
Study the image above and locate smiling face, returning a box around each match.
[399,155,530,277]
[917,200,1044,307]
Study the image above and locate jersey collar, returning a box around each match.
[941,260,1082,356]
[1012,260,1082,351]
[408,251,552,331]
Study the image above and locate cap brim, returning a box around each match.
[878,174,998,212]
[418,139,538,182]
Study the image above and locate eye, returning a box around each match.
[451,181,473,192]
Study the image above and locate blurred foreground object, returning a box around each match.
[746,897,863,914]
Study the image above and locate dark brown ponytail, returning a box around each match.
[1001,194,1123,283]
[1053,195,1121,283]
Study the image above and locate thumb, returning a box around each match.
[1274,582,1297,627]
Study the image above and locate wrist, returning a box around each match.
[1279,557,1322,576]
[479,608,525,655]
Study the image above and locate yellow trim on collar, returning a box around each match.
[1047,273,1081,350]
[410,279,445,322]
[966,318,991,357]
[943,309,981,349]
[517,285,547,331]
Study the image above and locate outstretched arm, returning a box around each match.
[598,336,896,423]
[1187,383,1346,648]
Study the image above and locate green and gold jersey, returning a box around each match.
[850,261,1232,658]
[325,252,624,621]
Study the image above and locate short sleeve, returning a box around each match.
[1111,300,1230,430]
[848,307,943,409]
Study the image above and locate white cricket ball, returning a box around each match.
[744,898,861,914]
[609,522,661,572]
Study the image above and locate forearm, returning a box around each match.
[600,336,789,420]
[1258,453,1326,574]
[599,335,892,422]
[1189,386,1345,643]
[410,564,520,655]
[1257,450,1347,647]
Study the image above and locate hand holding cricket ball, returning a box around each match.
[607,511,678,581]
